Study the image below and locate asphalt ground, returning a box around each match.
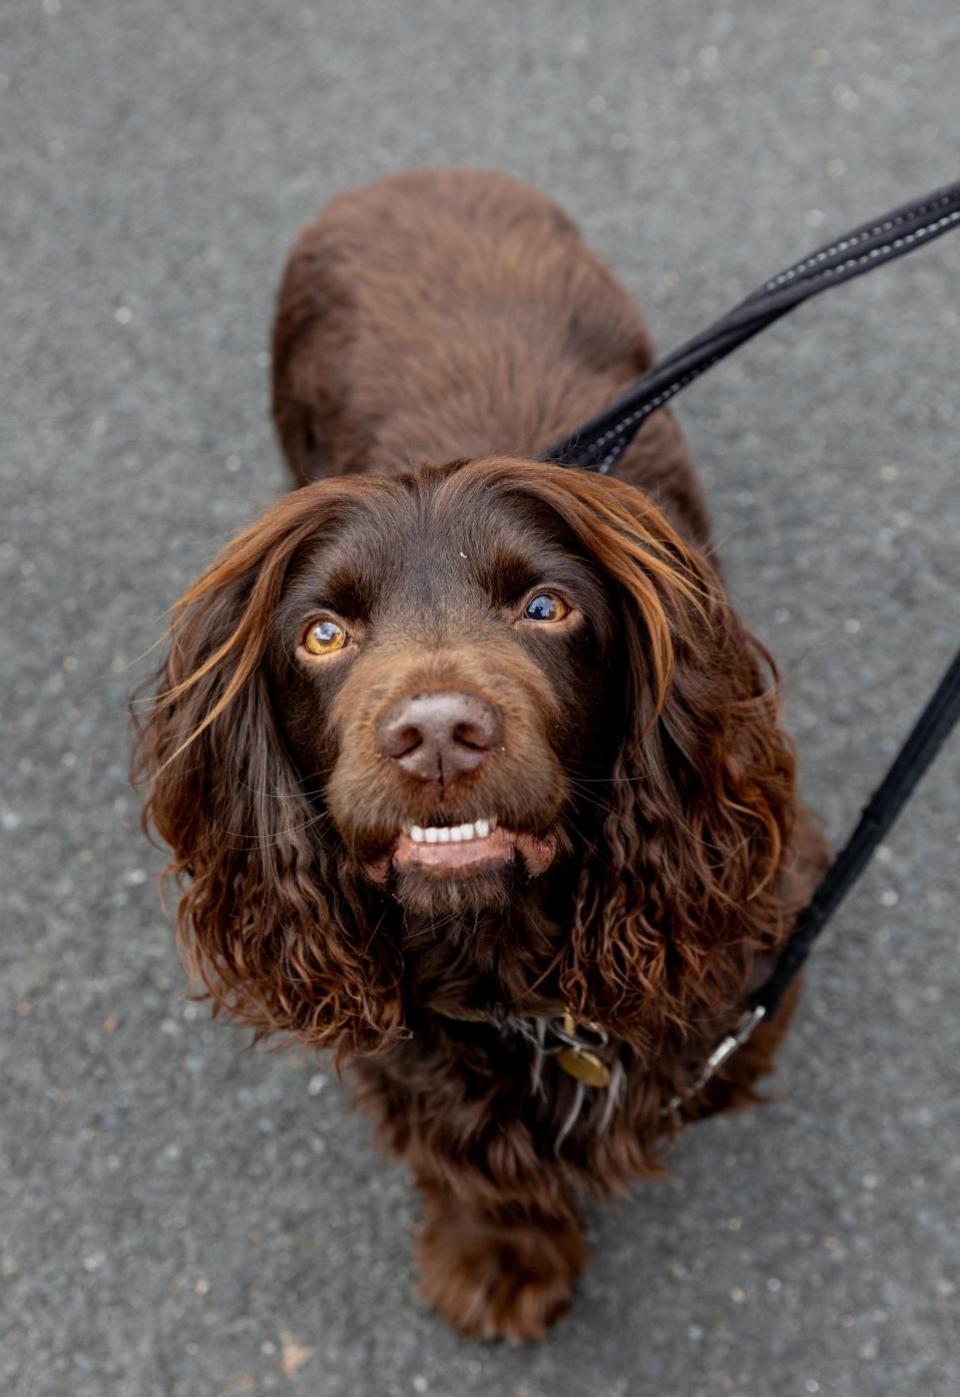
[2,1,958,1393]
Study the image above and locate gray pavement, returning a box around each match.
[2,1,959,1393]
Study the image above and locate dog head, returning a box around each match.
[134,459,795,1054]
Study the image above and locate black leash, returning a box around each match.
[544,177,960,474]
[754,648,960,1023]
[662,647,960,1113]
[540,179,960,1103]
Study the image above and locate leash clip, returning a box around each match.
[664,1005,767,1116]
[705,1004,767,1072]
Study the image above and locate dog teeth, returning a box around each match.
[405,818,497,844]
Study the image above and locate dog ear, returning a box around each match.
[501,463,798,1052]
[132,482,403,1056]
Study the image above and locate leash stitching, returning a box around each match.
[764,190,957,290]
[581,207,960,472]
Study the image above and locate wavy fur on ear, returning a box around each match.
[448,461,798,1054]
[131,478,404,1057]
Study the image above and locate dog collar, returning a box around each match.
[429,1002,615,1089]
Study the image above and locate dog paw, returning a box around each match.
[416,1204,586,1343]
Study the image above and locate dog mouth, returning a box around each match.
[364,815,557,880]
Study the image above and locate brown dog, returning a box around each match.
[135,169,827,1342]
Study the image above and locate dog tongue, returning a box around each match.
[393,826,555,875]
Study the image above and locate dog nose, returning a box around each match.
[376,690,503,784]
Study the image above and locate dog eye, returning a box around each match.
[301,616,349,656]
[523,591,570,622]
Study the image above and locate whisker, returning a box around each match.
[221,806,337,849]
[236,766,335,801]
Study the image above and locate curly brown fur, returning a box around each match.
[134,169,828,1342]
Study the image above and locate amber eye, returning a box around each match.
[301,616,349,656]
[523,591,570,622]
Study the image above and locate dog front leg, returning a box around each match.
[413,1170,586,1343]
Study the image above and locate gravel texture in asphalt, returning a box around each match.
[2,1,958,1394]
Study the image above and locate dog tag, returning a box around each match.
[557,1047,612,1088]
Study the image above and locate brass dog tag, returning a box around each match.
[557,1047,612,1088]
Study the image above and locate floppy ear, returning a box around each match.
[131,482,403,1055]
[513,465,798,1051]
